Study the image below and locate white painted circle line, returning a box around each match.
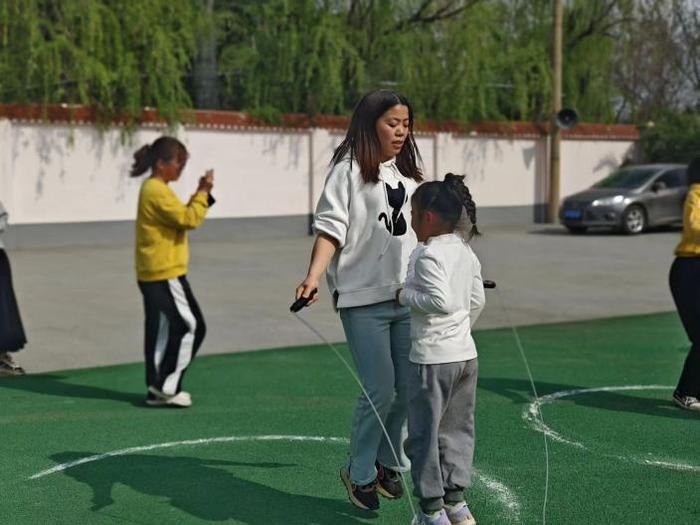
[523,385,700,473]
[473,468,521,518]
[28,434,522,516]
[28,435,350,480]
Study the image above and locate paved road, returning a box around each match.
[7,225,680,373]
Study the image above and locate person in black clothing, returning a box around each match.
[0,201,27,376]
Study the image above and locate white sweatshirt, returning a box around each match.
[398,233,485,364]
[313,157,418,308]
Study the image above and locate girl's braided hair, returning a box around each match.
[412,173,480,240]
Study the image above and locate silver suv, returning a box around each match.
[559,164,687,234]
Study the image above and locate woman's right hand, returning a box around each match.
[296,276,320,306]
[295,234,338,308]
[198,169,214,193]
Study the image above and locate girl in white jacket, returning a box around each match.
[295,90,423,511]
[397,174,485,525]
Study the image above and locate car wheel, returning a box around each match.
[621,205,646,234]
[566,225,588,234]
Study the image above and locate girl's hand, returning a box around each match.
[198,169,214,193]
[296,277,320,306]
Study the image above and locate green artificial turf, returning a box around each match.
[1,312,698,524]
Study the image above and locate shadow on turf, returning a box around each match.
[479,377,698,421]
[50,452,376,523]
[0,374,144,406]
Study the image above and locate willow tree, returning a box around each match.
[1,0,681,126]
[362,0,553,122]
[216,0,364,118]
[0,0,200,123]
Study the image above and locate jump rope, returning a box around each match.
[290,280,550,524]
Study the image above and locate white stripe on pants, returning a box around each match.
[138,275,205,396]
[162,278,197,395]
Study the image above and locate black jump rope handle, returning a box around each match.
[290,288,318,312]
[292,281,495,312]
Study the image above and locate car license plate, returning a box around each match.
[564,209,582,220]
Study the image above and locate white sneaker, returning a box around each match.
[411,509,451,525]
[146,386,192,408]
[673,392,700,412]
[444,502,477,525]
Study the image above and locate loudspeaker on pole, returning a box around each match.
[554,108,579,130]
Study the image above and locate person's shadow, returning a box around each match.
[478,376,698,421]
[50,452,375,524]
[0,374,144,406]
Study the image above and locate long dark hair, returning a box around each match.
[130,136,188,177]
[412,173,480,240]
[331,90,423,184]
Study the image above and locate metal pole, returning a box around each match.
[548,0,563,223]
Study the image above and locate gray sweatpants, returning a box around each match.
[405,358,478,509]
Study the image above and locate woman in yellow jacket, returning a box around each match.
[131,136,214,408]
[670,157,700,412]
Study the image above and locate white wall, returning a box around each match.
[561,140,636,198]
[0,119,637,224]
[434,133,546,207]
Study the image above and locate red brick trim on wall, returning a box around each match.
[0,103,640,141]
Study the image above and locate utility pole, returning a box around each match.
[548,0,563,223]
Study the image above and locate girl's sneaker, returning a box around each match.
[411,509,451,525]
[340,466,379,510]
[444,501,477,525]
[673,391,700,412]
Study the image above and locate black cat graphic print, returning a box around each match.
[378,181,408,236]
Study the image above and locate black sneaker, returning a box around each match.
[340,466,379,510]
[0,353,25,376]
[376,461,404,499]
[673,391,700,412]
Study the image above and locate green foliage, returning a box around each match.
[213,0,626,123]
[639,112,700,163]
[0,0,695,127]
[248,104,282,125]
[0,0,199,124]
[217,0,363,116]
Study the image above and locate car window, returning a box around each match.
[656,169,687,188]
[593,168,658,189]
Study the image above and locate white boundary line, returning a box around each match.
[28,435,349,480]
[28,434,521,519]
[473,468,521,518]
[523,385,700,473]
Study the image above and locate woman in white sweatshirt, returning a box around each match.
[295,90,423,511]
[397,174,484,525]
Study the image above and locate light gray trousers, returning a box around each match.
[405,358,478,507]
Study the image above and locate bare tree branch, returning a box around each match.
[387,0,483,34]
[566,0,632,52]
